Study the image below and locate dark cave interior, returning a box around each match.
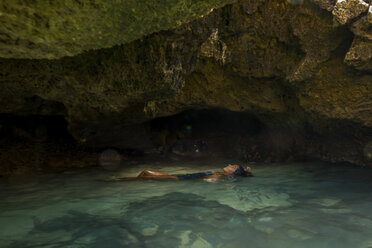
[1,108,370,176]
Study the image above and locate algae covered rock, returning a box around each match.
[1,0,371,131]
[0,0,371,169]
[310,0,337,11]
[0,0,235,59]
[350,6,372,39]
[345,37,372,71]
[332,0,369,25]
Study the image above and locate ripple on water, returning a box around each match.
[1,161,372,248]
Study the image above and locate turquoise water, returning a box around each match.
[1,160,372,248]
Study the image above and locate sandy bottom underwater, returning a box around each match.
[1,159,372,248]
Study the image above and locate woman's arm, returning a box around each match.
[107,170,178,181]
[137,170,172,178]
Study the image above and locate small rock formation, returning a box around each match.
[311,0,337,11]
[345,37,372,70]
[332,0,369,25]
[345,5,372,70]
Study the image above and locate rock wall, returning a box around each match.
[0,0,235,59]
[0,0,371,174]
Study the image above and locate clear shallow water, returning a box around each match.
[1,160,372,248]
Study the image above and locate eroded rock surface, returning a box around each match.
[346,6,372,70]
[0,15,219,131]
[332,0,369,25]
[350,6,372,39]
[311,0,337,11]
[345,37,372,70]
[0,0,235,59]
[0,0,371,173]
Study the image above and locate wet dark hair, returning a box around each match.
[233,165,249,177]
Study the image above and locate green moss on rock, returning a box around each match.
[0,0,371,168]
[0,0,236,59]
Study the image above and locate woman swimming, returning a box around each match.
[109,164,252,182]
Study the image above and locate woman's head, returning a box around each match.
[223,164,251,177]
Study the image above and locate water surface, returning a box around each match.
[1,160,372,248]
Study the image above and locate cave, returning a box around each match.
[0,0,372,247]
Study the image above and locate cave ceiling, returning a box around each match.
[0,0,371,145]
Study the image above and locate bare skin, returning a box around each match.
[108,164,252,182]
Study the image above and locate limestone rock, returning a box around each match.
[332,0,369,25]
[0,0,371,168]
[297,58,372,127]
[288,1,346,82]
[1,0,371,131]
[345,37,372,71]
[239,0,267,14]
[0,0,235,59]
[0,15,217,136]
[311,0,337,11]
[350,6,372,39]
[200,28,229,64]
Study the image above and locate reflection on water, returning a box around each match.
[1,160,372,248]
